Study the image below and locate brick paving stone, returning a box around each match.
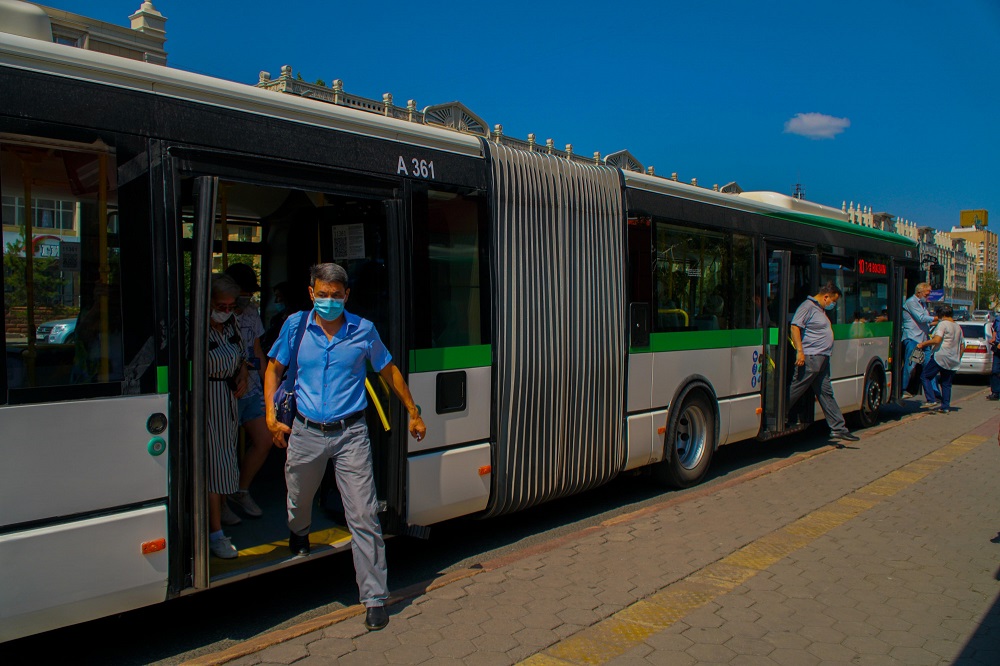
[184,399,1000,666]
[253,643,309,664]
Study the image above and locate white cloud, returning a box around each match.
[783,112,851,140]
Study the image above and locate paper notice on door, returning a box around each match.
[332,224,366,261]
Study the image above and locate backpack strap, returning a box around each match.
[284,311,310,393]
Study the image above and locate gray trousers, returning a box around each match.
[285,419,388,607]
[787,354,848,435]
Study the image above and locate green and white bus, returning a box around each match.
[0,11,918,642]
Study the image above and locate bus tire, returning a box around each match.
[653,388,716,488]
[853,365,884,429]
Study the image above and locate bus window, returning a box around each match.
[654,223,729,332]
[820,260,855,325]
[413,189,488,349]
[857,255,890,321]
[731,233,757,329]
[2,144,124,393]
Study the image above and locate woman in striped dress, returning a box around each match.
[207,274,248,559]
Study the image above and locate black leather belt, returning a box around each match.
[295,411,365,433]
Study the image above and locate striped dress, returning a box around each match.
[207,319,243,495]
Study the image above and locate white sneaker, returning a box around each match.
[922,401,940,409]
[209,535,238,559]
[901,391,913,399]
[220,502,242,526]
[230,490,263,518]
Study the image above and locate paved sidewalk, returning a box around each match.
[188,395,1000,666]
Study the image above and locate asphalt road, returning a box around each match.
[0,377,988,665]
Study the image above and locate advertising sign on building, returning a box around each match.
[960,209,988,228]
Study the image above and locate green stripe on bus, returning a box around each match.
[631,328,763,353]
[157,366,168,394]
[832,321,894,339]
[409,345,492,372]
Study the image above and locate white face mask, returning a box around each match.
[211,309,232,324]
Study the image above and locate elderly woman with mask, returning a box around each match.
[205,273,249,558]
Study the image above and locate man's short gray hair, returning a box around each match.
[915,282,931,295]
[310,263,349,287]
[211,273,242,299]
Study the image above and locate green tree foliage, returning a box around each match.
[976,270,1000,310]
[3,233,65,308]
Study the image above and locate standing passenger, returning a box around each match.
[224,263,271,520]
[916,306,963,414]
[263,263,426,632]
[987,312,1000,401]
[788,282,860,442]
[206,274,249,558]
[901,283,936,397]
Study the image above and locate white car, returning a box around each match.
[957,322,993,375]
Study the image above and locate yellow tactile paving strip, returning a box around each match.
[521,434,988,666]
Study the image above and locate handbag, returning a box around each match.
[273,311,309,427]
[908,346,926,367]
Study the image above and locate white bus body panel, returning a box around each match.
[406,443,491,526]
[652,348,731,412]
[627,352,653,413]
[406,367,491,455]
[0,505,168,642]
[0,394,169,526]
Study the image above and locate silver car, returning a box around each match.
[957,322,993,375]
[35,318,77,344]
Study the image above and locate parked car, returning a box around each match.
[971,309,992,321]
[35,318,76,344]
[957,322,993,375]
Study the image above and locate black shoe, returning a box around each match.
[364,605,389,631]
[289,531,310,556]
[832,431,860,442]
[987,394,1000,401]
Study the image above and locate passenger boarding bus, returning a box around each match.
[0,11,919,642]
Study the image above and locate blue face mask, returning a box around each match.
[313,297,345,321]
[824,301,837,311]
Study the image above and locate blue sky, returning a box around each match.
[45,1,1000,230]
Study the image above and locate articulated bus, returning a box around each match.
[0,14,919,642]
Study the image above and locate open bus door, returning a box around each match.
[889,264,906,402]
[759,246,817,438]
[176,158,408,590]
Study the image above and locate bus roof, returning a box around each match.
[623,170,917,249]
[0,31,483,158]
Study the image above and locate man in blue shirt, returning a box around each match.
[900,283,936,397]
[788,282,860,443]
[264,263,426,632]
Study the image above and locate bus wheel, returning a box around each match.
[654,389,716,488]
[854,366,884,429]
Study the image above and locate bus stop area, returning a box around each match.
[187,393,1000,666]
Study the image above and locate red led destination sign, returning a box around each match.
[858,259,887,275]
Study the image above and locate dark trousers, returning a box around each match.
[921,357,955,410]
[990,352,1000,396]
[788,354,848,435]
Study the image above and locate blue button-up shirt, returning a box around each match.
[901,294,934,343]
[791,296,835,356]
[269,310,392,422]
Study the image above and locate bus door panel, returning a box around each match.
[404,185,492,528]
[762,249,791,434]
[889,264,908,400]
